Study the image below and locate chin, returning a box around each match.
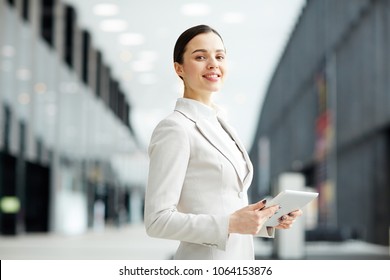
[206,85,223,93]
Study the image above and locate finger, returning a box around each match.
[262,204,280,216]
[279,215,293,224]
[247,199,267,211]
[277,217,295,227]
[276,223,293,229]
[288,209,303,217]
[280,214,299,225]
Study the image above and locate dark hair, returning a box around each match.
[173,24,224,64]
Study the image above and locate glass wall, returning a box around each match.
[0,0,142,236]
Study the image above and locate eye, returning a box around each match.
[216,55,225,60]
[195,56,206,60]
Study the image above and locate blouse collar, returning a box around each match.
[175,98,224,121]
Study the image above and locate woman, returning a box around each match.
[144,25,302,260]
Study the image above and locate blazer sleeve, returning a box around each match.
[144,118,230,250]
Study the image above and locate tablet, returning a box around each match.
[263,190,318,227]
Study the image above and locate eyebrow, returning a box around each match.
[191,49,226,54]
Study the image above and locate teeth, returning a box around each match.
[204,74,218,78]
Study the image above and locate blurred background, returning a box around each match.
[0,0,389,260]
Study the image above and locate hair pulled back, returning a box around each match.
[173,24,224,64]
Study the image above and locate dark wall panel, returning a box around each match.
[24,161,50,232]
[40,0,55,47]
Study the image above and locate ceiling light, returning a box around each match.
[93,3,119,16]
[222,12,245,24]
[18,93,30,105]
[139,51,158,62]
[121,70,133,81]
[2,45,15,57]
[180,3,211,16]
[119,50,133,62]
[46,104,57,117]
[132,60,153,72]
[17,68,31,81]
[119,33,144,46]
[100,19,128,32]
[34,82,47,94]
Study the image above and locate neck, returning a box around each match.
[183,89,213,107]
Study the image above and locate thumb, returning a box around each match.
[247,199,267,211]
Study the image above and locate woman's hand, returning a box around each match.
[274,209,303,229]
[228,200,280,235]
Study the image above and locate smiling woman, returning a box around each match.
[143,25,303,260]
[173,27,226,104]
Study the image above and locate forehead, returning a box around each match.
[185,32,225,53]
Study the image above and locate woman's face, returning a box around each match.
[175,32,226,97]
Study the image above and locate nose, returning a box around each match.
[207,58,219,69]
[207,63,219,70]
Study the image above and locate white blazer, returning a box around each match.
[144,98,273,260]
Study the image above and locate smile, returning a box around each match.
[202,73,221,81]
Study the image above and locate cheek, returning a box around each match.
[183,63,202,78]
[221,63,227,74]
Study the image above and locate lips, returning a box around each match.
[202,73,221,81]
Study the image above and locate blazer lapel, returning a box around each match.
[195,117,253,187]
[175,98,253,187]
[217,117,254,187]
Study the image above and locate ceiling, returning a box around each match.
[62,0,306,152]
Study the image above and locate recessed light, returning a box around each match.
[121,70,133,81]
[93,3,119,16]
[17,68,31,81]
[2,45,15,57]
[181,3,211,16]
[119,33,144,46]
[34,83,47,94]
[46,104,57,117]
[132,60,153,72]
[18,93,30,105]
[119,50,133,62]
[139,51,158,62]
[100,19,128,32]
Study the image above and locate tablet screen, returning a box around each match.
[264,190,318,227]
